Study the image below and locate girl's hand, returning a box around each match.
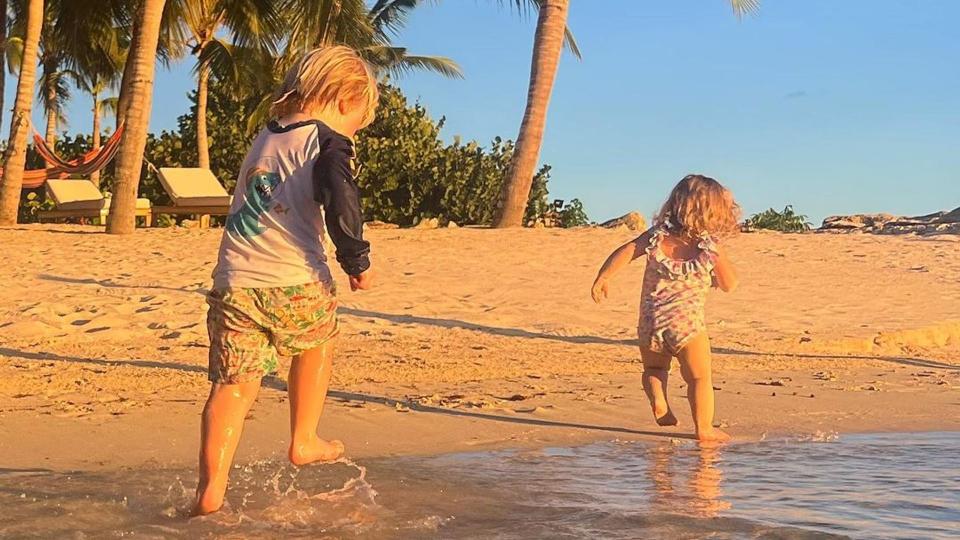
[591,278,610,304]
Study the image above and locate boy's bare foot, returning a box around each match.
[191,487,225,517]
[650,399,677,426]
[288,438,345,466]
[695,428,731,443]
[652,403,678,426]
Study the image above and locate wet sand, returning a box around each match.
[1,225,959,472]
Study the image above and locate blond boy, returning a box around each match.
[194,46,378,515]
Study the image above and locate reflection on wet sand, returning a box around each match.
[648,442,730,518]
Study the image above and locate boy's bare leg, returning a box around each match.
[288,340,344,465]
[194,379,261,515]
[640,348,678,426]
[677,333,730,442]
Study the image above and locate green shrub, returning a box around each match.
[12,80,571,227]
[745,205,812,232]
[557,198,590,228]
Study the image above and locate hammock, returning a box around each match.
[2,123,126,190]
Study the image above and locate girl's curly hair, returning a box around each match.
[655,174,742,238]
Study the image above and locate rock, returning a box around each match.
[532,220,546,229]
[939,207,960,223]
[447,221,460,229]
[365,220,399,230]
[820,208,960,236]
[180,219,200,229]
[820,213,897,232]
[600,212,646,231]
[413,217,439,230]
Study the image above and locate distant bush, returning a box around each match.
[557,198,590,228]
[356,85,551,226]
[744,205,812,232]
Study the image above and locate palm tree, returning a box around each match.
[64,9,125,186]
[0,0,43,226]
[116,0,184,129]
[492,0,569,228]
[107,0,167,235]
[0,0,8,130]
[74,75,119,186]
[492,0,759,227]
[38,53,71,154]
[180,0,279,170]
[221,0,463,134]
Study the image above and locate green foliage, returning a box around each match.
[356,85,550,226]
[745,205,812,233]
[140,80,555,227]
[17,191,55,223]
[14,80,568,227]
[557,198,590,228]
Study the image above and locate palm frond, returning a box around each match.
[196,36,241,83]
[157,0,189,66]
[369,0,425,39]
[37,67,73,121]
[101,96,120,119]
[216,0,282,53]
[363,46,463,79]
[729,0,760,18]
[3,36,23,74]
[563,26,581,59]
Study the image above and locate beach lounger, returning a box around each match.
[38,179,152,226]
[152,167,232,228]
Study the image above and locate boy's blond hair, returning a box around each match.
[655,174,742,238]
[271,46,379,126]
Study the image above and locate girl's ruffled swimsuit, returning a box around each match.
[638,227,719,355]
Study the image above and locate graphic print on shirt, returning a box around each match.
[226,167,282,238]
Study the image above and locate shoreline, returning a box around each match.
[1,225,959,474]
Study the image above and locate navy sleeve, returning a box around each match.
[313,136,371,276]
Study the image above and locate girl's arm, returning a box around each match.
[712,246,739,292]
[591,230,652,303]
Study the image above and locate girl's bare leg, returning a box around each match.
[640,348,678,426]
[288,339,344,465]
[194,379,261,515]
[677,333,730,442]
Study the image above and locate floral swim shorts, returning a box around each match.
[206,281,339,384]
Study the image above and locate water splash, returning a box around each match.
[2,434,957,539]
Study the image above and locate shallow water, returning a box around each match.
[1,432,957,539]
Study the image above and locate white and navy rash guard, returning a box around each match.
[212,114,370,290]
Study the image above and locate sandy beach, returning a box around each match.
[1,225,959,473]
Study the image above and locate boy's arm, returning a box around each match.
[591,230,652,303]
[313,137,371,277]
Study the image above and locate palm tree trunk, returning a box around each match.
[91,92,102,186]
[0,0,8,131]
[44,86,57,169]
[492,0,569,228]
[106,0,166,234]
[116,4,142,130]
[0,0,44,226]
[196,54,210,170]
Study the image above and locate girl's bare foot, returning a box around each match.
[653,403,678,426]
[696,428,731,443]
[288,437,345,466]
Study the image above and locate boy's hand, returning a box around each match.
[591,278,609,304]
[349,269,374,291]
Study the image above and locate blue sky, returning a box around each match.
[7,0,959,223]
